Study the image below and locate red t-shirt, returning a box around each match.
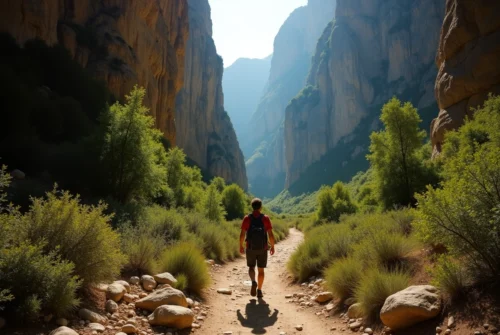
[241,211,273,249]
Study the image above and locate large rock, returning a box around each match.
[141,275,157,292]
[380,285,442,330]
[153,272,178,285]
[49,327,78,335]
[315,292,333,303]
[147,305,194,329]
[113,280,131,293]
[106,283,127,302]
[78,308,107,324]
[135,287,188,311]
[0,0,189,147]
[431,0,500,155]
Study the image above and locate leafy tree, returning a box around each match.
[221,184,247,220]
[316,182,356,222]
[367,97,436,208]
[202,184,226,222]
[100,86,167,203]
[211,177,226,193]
[416,95,500,282]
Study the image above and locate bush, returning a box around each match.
[325,257,363,301]
[158,242,210,294]
[202,184,226,222]
[145,205,186,243]
[271,220,290,242]
[431,255,470,302]
[120,223,164,275]
[0,243,80,321]
[174,273,188,291]
[13,189,125,286]
[316,183,356,222]
[355,268,410,321]
[221,184,247,220]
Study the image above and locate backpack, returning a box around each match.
[246,214,268,250]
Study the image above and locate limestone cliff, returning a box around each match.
[431,0,500,155]
[0,0,188,146]
[175,0,247,189]
[285,0,445,192]
[245,0,336,197]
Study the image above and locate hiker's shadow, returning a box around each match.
[236,298,279,334]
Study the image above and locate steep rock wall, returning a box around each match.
[0,0,189,146]
[431,0,500,154]
[175,0,247,189]
[285,0,445,191]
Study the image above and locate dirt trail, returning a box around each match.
[201,228,342,335]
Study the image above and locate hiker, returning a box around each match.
[239,198,276,298]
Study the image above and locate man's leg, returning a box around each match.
[246,250,258,297]
[257,267,265,290]
[249,266,256,282]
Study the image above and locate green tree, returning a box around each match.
[211,177,226,193]
[416,95,500,282]
[202,184,226,222]
[316,182,356,222]
[100,86,167,203]
[221,184,247,220]
[367,97,430,208]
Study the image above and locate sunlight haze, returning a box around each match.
[209,0,308,67]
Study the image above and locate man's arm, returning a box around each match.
[239,229,246,254]
[268,230,276,255]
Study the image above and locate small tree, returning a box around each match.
[202,184,226,222]
[211,177,226,193]
[101,86,167,203]
[316,182,356,222]
[367,97,430,208]
[221,184,247,220]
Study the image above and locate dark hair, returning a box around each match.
[251,198,262,210]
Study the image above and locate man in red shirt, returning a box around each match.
[240,198,276,298]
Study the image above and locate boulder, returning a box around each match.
[129,276,140,285]
[106,283,127,302]
[113,280,131,293]
[89,323,105,332]
[315,292,333,303]
[347,303,364,319]
[148,305,194,329]
[105,300,118,313]
[135,287,188,311]
[78,308,107,324]
[380,285,442,330]
[49,327,78,335]
[153,272,178,285]
[92,283,108,292]
[141,275,157,291]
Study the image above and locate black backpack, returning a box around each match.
[246,214,268,250]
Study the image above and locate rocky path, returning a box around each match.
[200,228,343,335]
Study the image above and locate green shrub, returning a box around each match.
[174,273,188,292]
[14,189,125,286]
[287,240,322,282]
[145,205,186,243]
[431,255,470,301]
[221,184,247,220]
[355,268,410,321]
[316,183,357,222]
[202,184,226,222]
[0,243,80,321]
[325,257,363,301]
[120,223,163,274]
[158,242,210,294]
[271,220,290,242]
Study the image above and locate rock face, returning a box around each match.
[223,55,273,142]
[175,0,247,189]
[431,0,500,155]
[147,305,194,328]
[244,0,337,197]
[284,0,445,192]
[380,285,442,330]
[0,0,189,147]
[135,287,188,311]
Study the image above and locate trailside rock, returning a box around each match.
[135,287,188,311]
[148,305,194,329]
[141,275,157,292]
[380,285,442,330]
[347,303,364,319]
[153,272,178,285]
[217,288,232,295]
[129,276,140,285]
[315,292,333,303]
[49,327,78,335]
[78,308,107,324]
[89,323,105,332]
[106,283,127,302]
[121,324,137,334]
[113,280,131,293]
[105,300,118,314]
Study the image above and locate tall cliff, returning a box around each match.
[245,0,337,197]
[0,0,189,146]
[285,0,445,193]
[223,55,272,143]
[175,0,247,189]
[431,0,500,155]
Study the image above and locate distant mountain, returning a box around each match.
[223,55,272,143]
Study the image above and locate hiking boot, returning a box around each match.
[257,289,263,298]
[250,281,257,297]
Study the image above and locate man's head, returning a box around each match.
[251,198,262,211]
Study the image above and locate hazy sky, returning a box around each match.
[209,0,308,68]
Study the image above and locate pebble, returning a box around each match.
[223,332,233,335]
[484,324,489,330]
[436,327,442,333]
[445,329,451,335]
[295,325,303,331]
[56,318,69,326]
[365,328,373,334]
[448,316,455,328]
[122,324,138,334]
[89,323,106,332]
[217,288,232,295]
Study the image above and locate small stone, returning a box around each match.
[436,327,442,333]
[139,292,148,298]
[79,308,107,324]
[121,324,137,334]
[92,331,97,335]
[448,316,455,328]
[141,275,157,291]
[56,318,68,326]
[484,324,490,330]
[285,294,293,299]
[191,323,201,328]
[49,327,79,335]
[365,328,373,334]
[106,300,119,313]
[223,332,233,335]
[325,303,335,312]
[89,323,106,332]
[295,325,303,331]
[217,288,232,295]
[115,333,127,335]
[129,276,140,285]
[474,332,481,335]
[349,321,362,330]
[123,294,138,303]
[445,330,451,335]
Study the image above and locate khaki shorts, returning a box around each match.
[246,248,268,268]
